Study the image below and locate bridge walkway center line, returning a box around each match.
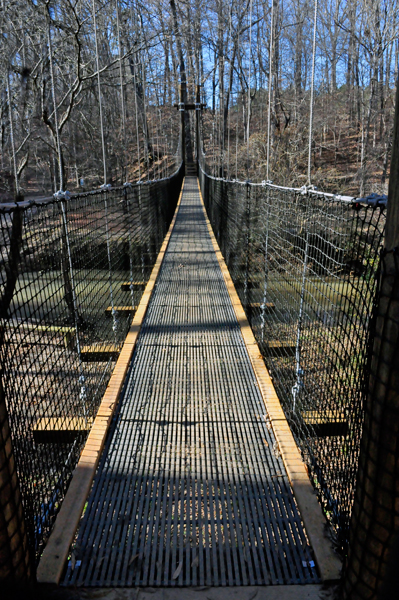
[38,176,341,588]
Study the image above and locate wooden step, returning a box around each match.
[80,344,120,362]
[236,280,260,290]
[302,410,348,437]
[7,323,76,349]
[32,417,92,444]
[121,281,146,291]
[105,306,137,316]
[263,341,296,357]
[247,302,275,313]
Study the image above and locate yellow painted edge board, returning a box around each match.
[37,179,185,585]
[197,180,341,582]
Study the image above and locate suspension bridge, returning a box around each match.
[0,125,388,593]
[1,1,398,598]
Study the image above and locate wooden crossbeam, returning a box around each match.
[7,323,76,349]
[32,417,92,444]
[104,306,137,316]
[247,302,275,312]
[302,410,348,437]
[263,341,296,357]
[236,280,260,290]
[80,344,120,362]
[121,281,145,291]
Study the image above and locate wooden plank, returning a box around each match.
[236,280,260,290]
[121,281,145,291]
[263,341,296,357]
[37,179,185,585]
[32,417,92,444]
[7,323,76,349]
[302,410,348,437]
[104,306,137,315]
[80,344,120,362]
[247,302,275,312]
[197,180,341,582]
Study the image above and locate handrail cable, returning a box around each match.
[198,162,385,206]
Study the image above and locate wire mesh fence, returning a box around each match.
[0,164,183,567]
[342,248,399,599]
[199,162,386,553]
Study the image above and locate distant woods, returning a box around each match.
[1,0,398,198]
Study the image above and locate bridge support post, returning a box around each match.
[0,204,31,582]
[343,78,399,599]
[0,382,31,582]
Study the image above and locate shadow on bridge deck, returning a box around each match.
[37,177,340,592]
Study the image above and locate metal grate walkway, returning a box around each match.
[63,177,319,587]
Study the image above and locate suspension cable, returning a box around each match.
[6,69,19,196]
[266,0,275,182]
[47,18,63,191]
[104,193,118,342]
[307,0,318,185]
[92,0,107,186]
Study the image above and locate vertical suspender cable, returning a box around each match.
[235,107,238,180]
[48,14,87,418]
[292,227,309,412]
[117,0,135,310]
[93,0,117,336]
[138,14,150,181]
[6,70,19,196]
[266,0,275,182]
[130,4,145,281]
[307,0,318,185]
[130,1,142,181]
[116,0,127,183]
[60,203,87,419]
[226,9,232,179]
[158,108,165,179]
[142,58,150,181]
[134,64,142,181]
[212,120,215,176]
[92,0,107,186]
[47,20,63,191]
[246,0,253,179]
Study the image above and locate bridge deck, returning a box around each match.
[63,177,319,587]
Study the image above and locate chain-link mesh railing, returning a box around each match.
[199,161,386,552]
[0,164,183,568]
[342,248,399,599]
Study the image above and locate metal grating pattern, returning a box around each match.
[63,178,320,587]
